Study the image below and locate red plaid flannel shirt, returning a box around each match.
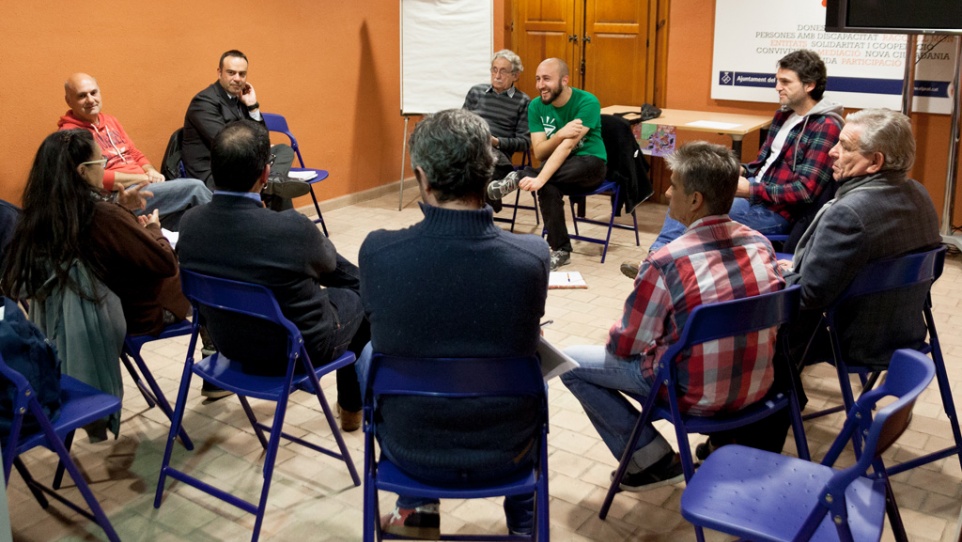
[744,105,842,222]
[607,216,785,415]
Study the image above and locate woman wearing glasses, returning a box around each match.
[1,129,189,440]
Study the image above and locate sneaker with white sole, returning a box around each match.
[486,170,521,200]
[550,249,571,271]
[612,452,685,492]
[381,503,441,539]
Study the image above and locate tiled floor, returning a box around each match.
[8,186,962,541]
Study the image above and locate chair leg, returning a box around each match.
[125,347,194,451]
[306,370,360,486]
[52,430,73,490]
[238,395,270,450]
[154,356,196,509]
[14,458,49,508]
[309,185,328,237]
[121,351,156,408]
[599,406,654,519]
[882,474,908,542]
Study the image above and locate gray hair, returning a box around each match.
[409,109,496,202]
[665,142,740,216]
[845,108,915,173]
[492,49,523,73]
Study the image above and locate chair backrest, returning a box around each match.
[797,349,934,541]
[179,269,303,365]
[831,246,944,304]
[161,128,186,180]
[262,113,305,166]
[368,354,544,400]
[661,285,801,366]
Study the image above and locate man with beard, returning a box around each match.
[486,58,606,270]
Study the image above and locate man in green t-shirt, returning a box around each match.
[487,58,607,270]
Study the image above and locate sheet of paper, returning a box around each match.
[549,271,587,289]
[288,170,319,181]
[684,120,741,130]
[538,336,580,380]
[162,228,179,249]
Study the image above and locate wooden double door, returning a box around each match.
[510,0,665,109]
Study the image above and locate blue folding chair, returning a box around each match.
[599,285,810,542]
[804,246,962,476]
[681,348,934,542]
[262,113,331,236]
[564,180,640,264]
[0,351,121,542]
[155,269,360,542]
[362,354,549,541]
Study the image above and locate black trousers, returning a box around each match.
[523,155,606,252]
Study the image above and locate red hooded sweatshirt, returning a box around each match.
[58,111,151,192]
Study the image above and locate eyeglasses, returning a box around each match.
[490,68,515,77]
[268,153,277,167]
[79,158,107,168]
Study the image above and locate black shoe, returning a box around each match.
[264,175,311,199]
[550,249,571,271]
[201,379,233,401]
[695,438,718,461]
[613,452,685,492]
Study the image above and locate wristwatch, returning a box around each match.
[247,102,260,111]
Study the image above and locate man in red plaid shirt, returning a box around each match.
[642,50,843,258]
[562,141,784,491]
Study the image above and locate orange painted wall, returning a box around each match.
[666,0,962,229]
[0,1,505,206]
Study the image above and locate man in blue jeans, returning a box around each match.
[356,109,550,538]
[623,49,842,278]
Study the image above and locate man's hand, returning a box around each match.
[518,176,547,192]
[777,259,793,274]
[239,83,258,108]
[556,119,586,140]
[735,177,752,198]
[117,182,153,211]
[143,167,165,183]
[491,136,500,148]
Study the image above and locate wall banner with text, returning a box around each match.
[713,0,958,114]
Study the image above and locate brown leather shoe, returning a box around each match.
[337,404,362,432]
[620,259,640,279]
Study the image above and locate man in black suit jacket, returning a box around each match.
[177,120,368,430]
[182,49,309,211]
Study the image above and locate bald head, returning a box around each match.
[535,58,571,106]
[64,73,102,124]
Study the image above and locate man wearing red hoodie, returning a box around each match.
[59,73,212,230]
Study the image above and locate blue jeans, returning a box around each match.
[650,197,790,252]
[560,346,672,471]
[355,344,534,534]
[140,177,212,231]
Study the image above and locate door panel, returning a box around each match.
[513,0,651,107]
[512,0,577,100]
[583,0,650,106]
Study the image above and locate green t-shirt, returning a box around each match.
[527,87,606,162]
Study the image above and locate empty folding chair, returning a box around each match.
[681,348,935,542]
[263,113,332,236]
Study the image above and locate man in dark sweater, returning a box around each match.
[356,109,550,538]
[177,120,368,430]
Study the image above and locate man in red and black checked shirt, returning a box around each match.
[561,141,784,492]
[644,49,843,257]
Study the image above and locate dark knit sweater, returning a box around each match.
[359,203,549,477]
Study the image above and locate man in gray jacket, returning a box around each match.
[783,108,941,369]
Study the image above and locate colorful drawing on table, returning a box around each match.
[645,125,676,157]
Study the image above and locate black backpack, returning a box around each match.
[0,297,62,434]
[161,128,185,180]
